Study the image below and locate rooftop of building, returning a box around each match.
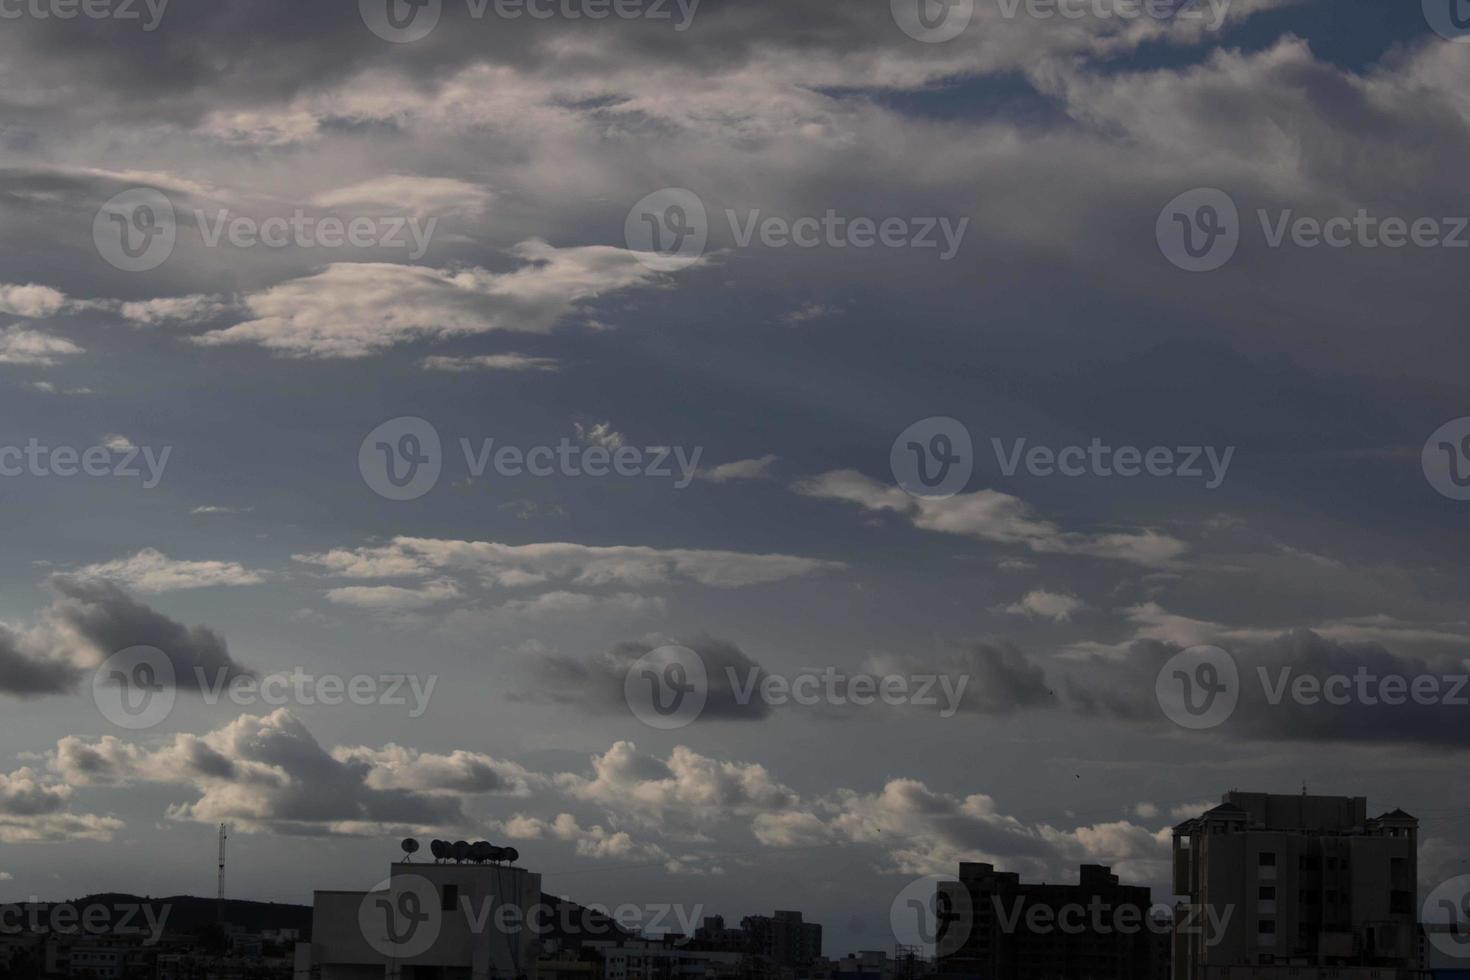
[1173,791,1417,834]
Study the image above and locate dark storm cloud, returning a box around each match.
[819,641,1055,718]
[0,0,888,124]
[46,574,253,694]
[512,633,773,720]
[0,622,84,696]
[1061,629,1470,748]
[0,575,254,700]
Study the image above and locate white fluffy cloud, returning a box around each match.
[75,549,268,592]
[796,470,1187,567]
[0,283,68,318]
[0,765,122,843]
[296,537,842,590]
[0,326,82,366]
[1002,589,1087,622]
[193,240,693,358]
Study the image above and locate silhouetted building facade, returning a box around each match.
[740,912,821,970]
[1172,791,1422,979]
[939,862,1168,980]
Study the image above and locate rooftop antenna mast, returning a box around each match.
[217,823,228,923]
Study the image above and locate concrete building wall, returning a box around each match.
[310,861,542,980]
[1173,793,1419,980]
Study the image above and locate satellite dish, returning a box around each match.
[503,847,519,865]
[452,840,470,863]
[401,838,420,861]
[470,842,493,863]
[430,839,447,862]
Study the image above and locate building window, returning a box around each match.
[1259,852,1276,867]
[1258,886,1275,900]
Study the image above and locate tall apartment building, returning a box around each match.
[740,911,822,969]
[937,862,1170,980]
[1171,791,1421,979]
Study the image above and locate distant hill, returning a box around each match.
[0,895,312,937]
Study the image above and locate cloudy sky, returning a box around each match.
[3,0,1470,956]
